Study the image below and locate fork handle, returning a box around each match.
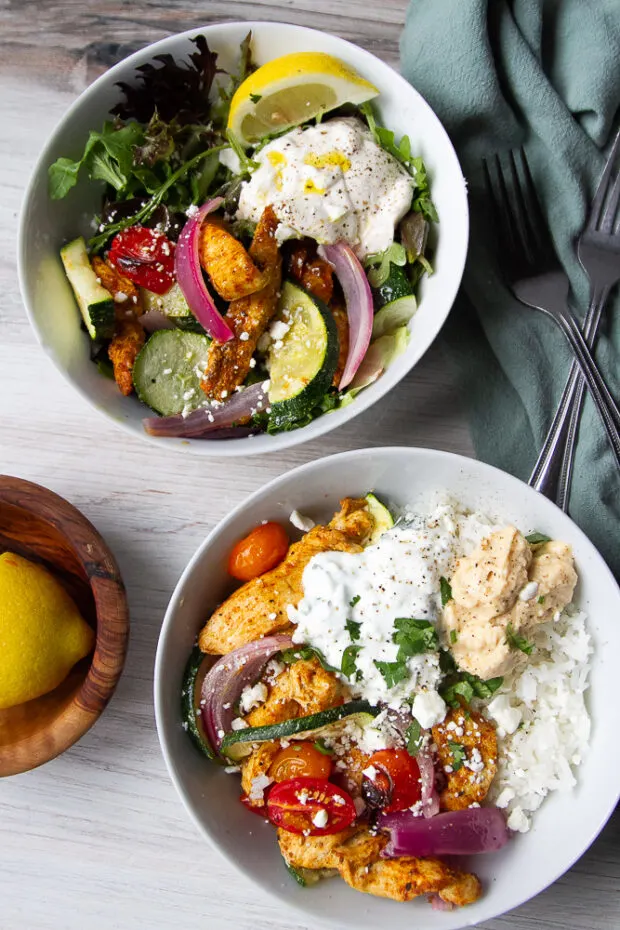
[529,289,608,502]
[556,307,620,469]
[555,286,610,512]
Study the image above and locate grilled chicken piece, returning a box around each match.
[200,206,282,400]
[245,658,347,728]
[240,742,279,807]
[198,497,372,655]
[91,255,141,308]
[108,318,145,396]
[199,216,269,300]
[330,300,349,387]
[432,709,497,811]
[278,826,482,906]
[288,242,334,304]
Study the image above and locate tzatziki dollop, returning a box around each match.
[289,506,462,711]
[236,117,413,258]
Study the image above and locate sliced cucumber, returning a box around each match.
[375,264,413,308]
[132,330,210,416]
[181,647,217,760]
[372,295,417,340]
[220,700,379,761]
[141,283,208,335]
[267,281,339,430]
[60,237,115,340]
[365,492,395,545]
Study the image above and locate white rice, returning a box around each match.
[484,608,592,832]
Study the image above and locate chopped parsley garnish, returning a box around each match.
[313,739,334,756]
[506,623,535,655]
[280,645,340,673]
[538,595,545,604]
[249,93,262,103]
[448,742,466,772]
[393,617,439,660]
[440,668,503,708]
[450,629,458,645]
[341,644,361,679]
[525,532,551,545]
[346,618,362,641]
[405,718,423,757]
[374,660,409,688]
[349,594,361,608]
[440,576,453,607]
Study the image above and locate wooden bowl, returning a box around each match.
[0,476,129,776]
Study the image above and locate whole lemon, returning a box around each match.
[0,552,95,710]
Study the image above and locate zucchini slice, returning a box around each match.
[374,263,413,308]
[220,700,379,761]
[284,861,337,887]
[141,284,208,335]
[267,280,339,429]
[181,647,217,760]
[60,237,115,340]
[365,492,395,545]
[132,330,210,416]
[371,295,417,340]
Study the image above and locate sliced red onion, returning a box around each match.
[318,243,373,389]
[200,635,294,752]
[138,310,176,332]
[142,382,267,439]
[175,197,234,343]
[379,808,510,858]
[416,747,440,818]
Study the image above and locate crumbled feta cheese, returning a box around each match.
[239,332,250,342]
[249,773,272,802]
[290,510,316,532]
[362,765,378,781]
[239,682,268,714]
[114,291,129,303]
[231,717,249,731]
[507,806,530,833]
[269,320,291,341]
[487,694,523,735]
[411,691,446,729]
[311,809,328,828]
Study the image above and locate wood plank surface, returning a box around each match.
[0,2,617,928]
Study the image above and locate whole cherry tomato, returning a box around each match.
[108,226,176,294]
[363,749,422,813]
[227,522,289,581]
[269,742,333,782]
[267,777,356,835]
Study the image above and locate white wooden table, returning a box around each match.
[1,2,618,928]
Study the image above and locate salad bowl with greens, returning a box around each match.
[19,22,468,456]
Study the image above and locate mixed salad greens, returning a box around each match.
[51,34,436,440]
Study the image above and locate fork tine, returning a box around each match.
[483,155,512,256]
[486,153,524,263]
[587,125,620,231]
[599,168,620,235]
[513,148,557,265]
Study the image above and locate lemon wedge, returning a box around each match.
[0,552,95,710]
[228,52,379,146]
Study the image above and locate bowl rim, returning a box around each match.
[154,445,620,927]
[17,20,469,458]
[0,475,130,776]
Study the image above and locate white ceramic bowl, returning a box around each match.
[155,447,620,929]
[18,22,468,457]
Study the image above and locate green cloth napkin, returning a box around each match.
[400,0,620,576]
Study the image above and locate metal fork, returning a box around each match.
[483,149,620,480]
[529,129,620,508]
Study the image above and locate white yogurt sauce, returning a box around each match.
[289,506,463,710]
[237,117,414,258]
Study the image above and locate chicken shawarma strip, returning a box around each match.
[278,827,482,906]
[91,255,142,308]
[199,216,270,301]
[200,205,282,400]
[108,318,145,396]
[198,497,373,655]
[245,657,348,728]
[288,242,334,304]
[432,709,497,811]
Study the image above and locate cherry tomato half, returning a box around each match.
[269,742,333,782]
[108,226,176,294]
[364,750,422,813]
[227,522,289,581]
[267,778,357,835]
[240,794,270,816]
